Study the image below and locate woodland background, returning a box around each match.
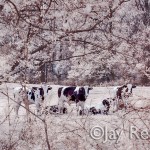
[0,0,149,85]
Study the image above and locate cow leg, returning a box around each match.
[77,101,85,115]
[111,99,115,113]
[25,102,30,121]
[80,101,85,115]
[61,102,65,114]
[58,104,61,114]
[14,101,21,116]
[122,97,128,110]
[116,97,120,110]
[112,98,118,112]
[23,98,31,122]
[58,105,64,114]
[35,102,41,115]
[76,102,79,115]
[58,98,64,114]
[13,94,22,116]
[113,98,117,112]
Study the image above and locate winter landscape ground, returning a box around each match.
[0,83,149,150]
[0,0,150,149]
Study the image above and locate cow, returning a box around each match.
[112,84,136,111]
[57,86,93,115]
[86,98,111,115]
[42,105,67,115]
[112,85,127,111]
[13,84,52,116]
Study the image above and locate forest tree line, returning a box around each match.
[0,0,149,85]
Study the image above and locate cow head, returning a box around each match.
[132,85,136,88]
[84,86,93,98]
[102,99,110,110]
[33,88,43,102]
[77,87,86,101]
[106,98,115,105]
[90,107,98,115]
[41,84,52,97]
[126,84,136,95]
[122,85,127,88]
[31,85,52,102]
[48,86,52,91]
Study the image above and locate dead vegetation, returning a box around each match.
[0,84,149,150]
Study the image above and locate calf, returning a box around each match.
[92,99,110,115]
[113,84,136,110]
[112,85,127,110]
[84,98,111,115]
[43,105,67,115]
[58,86,93,115]
[13,84,52,116]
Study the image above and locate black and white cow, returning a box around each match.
[43,105,67,115]
[13,84,52,116]
[58,86,93,115]
[86,98,111,115]
[113,84,136,110]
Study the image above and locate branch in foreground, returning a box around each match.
[0,90,51,150]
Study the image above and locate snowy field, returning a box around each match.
[0,83,149,150]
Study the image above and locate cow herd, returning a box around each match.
[13,84,52,116]
[13,83,136,116]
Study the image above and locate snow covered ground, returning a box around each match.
[0,83,149,150]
